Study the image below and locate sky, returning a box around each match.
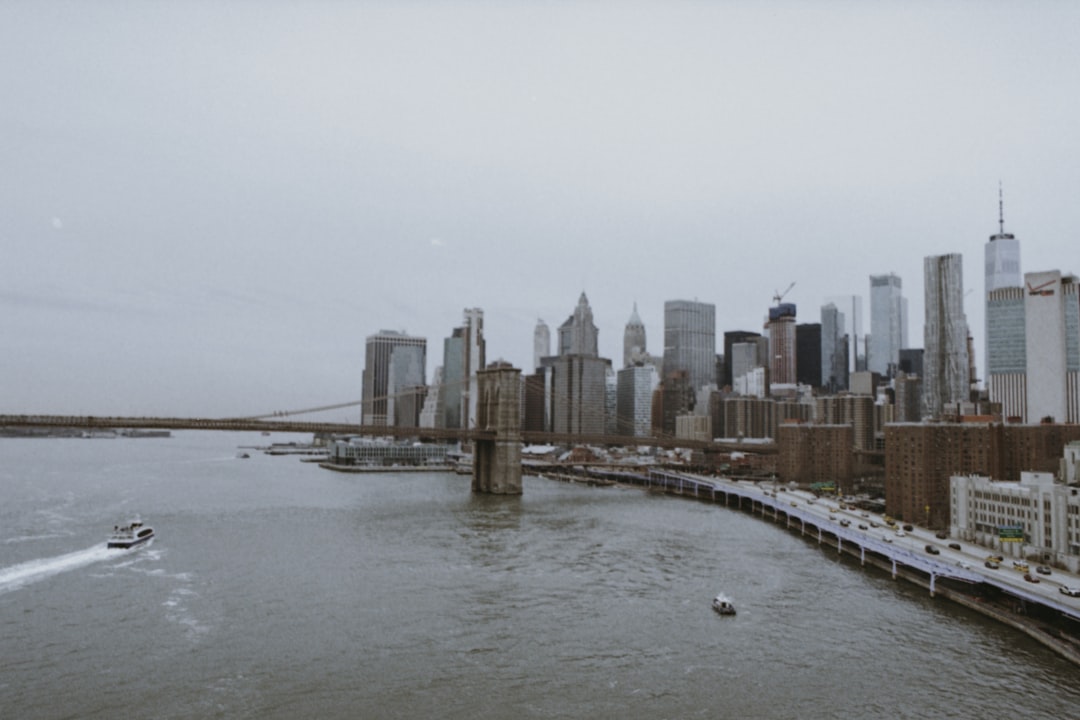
[2,2,1079,421]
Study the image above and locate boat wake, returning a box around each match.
[0,545,116,595]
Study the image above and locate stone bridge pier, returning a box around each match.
[473,363,522,495]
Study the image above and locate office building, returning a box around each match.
[438,308,485,430]
[767,303,797,387]
[616,364,656,437]
[663,300,716,393]
[922,253,970,419]
[796,323,821,388]
[950,468,1080,571]
[826,294,864,372]
[984,189,1022,384]
[723,331,760,388]
[363,330,427,426]
[821,303,848,392]
[551,354,610,435]
[869,273,905,377]
[987,271,1080,423]
[533,319,550,372]
[623,303,647,368]
[558,292,599,357]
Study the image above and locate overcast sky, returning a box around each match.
[2,2,1078,420]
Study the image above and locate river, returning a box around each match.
[1,432,1077,718]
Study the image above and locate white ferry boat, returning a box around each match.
[107,520,154,549]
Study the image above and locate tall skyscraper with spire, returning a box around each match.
[551,293,609,434]
[985,185,1021,292]
[558,292,599,357]
[623,303,646,368]
[923,253,970,418]
[985,186,1023,410]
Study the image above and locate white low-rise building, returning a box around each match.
[951,456,1080,572]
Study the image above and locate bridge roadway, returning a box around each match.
[605,468,1080,623]
[0,414,774,454]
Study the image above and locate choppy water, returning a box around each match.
[2,432,1078,719]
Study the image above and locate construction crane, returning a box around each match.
[773,282,795,305]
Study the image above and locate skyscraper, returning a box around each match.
[616,364,657,437]
[551,293,609,435]
[821,303,847,391]
[1024,270,1080,423]
[766,303,797,387]
[663,299,716,393]
[363,330,427,426]
[985,188,1023,401]
[623,303,646,368]
[869,273,904,377]
[989,271,1080,423]
[825,295,864,373]
[439,308,485,429]
[985,187,1022,293]
[796,323,821,387]
[558,292,599,357]
[923,253,970,419]
[986,285,1026,420]
[723,330,761,388]
[533,319,550,372]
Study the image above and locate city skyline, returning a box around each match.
[3,3,1079,418]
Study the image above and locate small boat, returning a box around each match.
[712,594,736,615]
[107,520,154,549]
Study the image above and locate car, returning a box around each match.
[1023,573,1040,583]
[1060,586,1080,597]
[948,543,962,551]
[870,521,879,528]
[985,560,1000,569]
[935,531,949,539]
[895,529,906,537]
[1012,562,1029,572]
[1035,565,1052,575]
[987,555,1004,563]
[858,523,868,530]
[925,544,940,555]
[840,519,851,527]
[883,535,894,543]
[861,512,870,518]
[903,524,914,532]
[956,561,972,570]
[790,502,798,507]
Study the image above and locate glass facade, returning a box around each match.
[663,300,716,393]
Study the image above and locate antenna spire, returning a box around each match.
[998,181,1005,235]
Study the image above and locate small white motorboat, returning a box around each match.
[107,520,154,549]
[712,594,736,615]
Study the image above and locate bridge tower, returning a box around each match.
[473,362,522,495]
